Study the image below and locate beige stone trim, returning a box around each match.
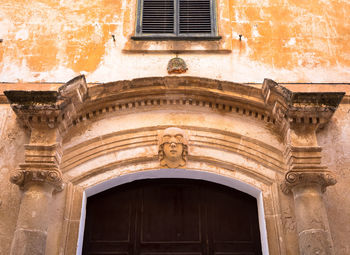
[4,75,345,255]
[61,126,285,173]
[62,169,284,255]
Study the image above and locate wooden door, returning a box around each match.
[82,179,262,255]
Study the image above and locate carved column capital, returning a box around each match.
[10,164,64,192]
[281,170,336,195]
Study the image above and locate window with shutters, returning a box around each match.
[132,0,221,40]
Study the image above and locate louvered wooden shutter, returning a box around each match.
[140,0,213,35]
[179,0,212,34]
[141,0,175,33]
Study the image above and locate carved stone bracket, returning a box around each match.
[281,170,337,194]
[4,75,88,134]
[262,79,345,137]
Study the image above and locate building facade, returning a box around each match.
[0,0,350,254]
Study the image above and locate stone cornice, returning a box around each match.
[4,76,345,139]
[262,79,345,136]
[4,75,88,134]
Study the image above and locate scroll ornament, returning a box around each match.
[10,166,64,191]
[281,170,336,194]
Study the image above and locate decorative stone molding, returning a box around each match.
[4,76,345,140]
[24,143,63,165]
[282,145,337,194]
[284,145,322,169]
[61,126,285,175]
[158,127,188,168]
[282,145,337,195]
[10,143,64,191]
[281,170,337,194]
[67,77,275,131]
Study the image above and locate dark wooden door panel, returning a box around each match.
[83,179,262,255]
[204,183,261,255]
[214,253,255,255]
[83,185,137,254]
[88,253,129,255]
[141,253,202,255]
[140,182,201,243]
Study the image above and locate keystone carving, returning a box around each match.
[158,127,188,168]
[281,170,337,194]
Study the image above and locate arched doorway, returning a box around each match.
[82,178,262,254]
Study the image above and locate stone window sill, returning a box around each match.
[131,35,222,41]
[123,35,230,53]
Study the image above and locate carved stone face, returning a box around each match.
[159,127,188,168]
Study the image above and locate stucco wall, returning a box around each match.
[0,0,350,82]
[0,105,26,253]
[319,102,350,255]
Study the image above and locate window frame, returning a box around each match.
[132,0,221,40]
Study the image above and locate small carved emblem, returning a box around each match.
[167,57,188,74]
[158,127,188,168]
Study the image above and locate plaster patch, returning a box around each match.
[15,29,29,41]
[286,38,296,47]
[252,25,261,38]
[0,18,13,38]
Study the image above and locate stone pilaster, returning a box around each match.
[282,146,337,255]
[4,75,87,255]
[8,127,64,255]
[282,123,339,255]
[263,79,344,255]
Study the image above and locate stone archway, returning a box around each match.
[4,75,344,255]
[81,174,265,254]
[75,170,270,255]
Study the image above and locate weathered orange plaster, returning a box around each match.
[229,1,350,69]
[0,0,349,79]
